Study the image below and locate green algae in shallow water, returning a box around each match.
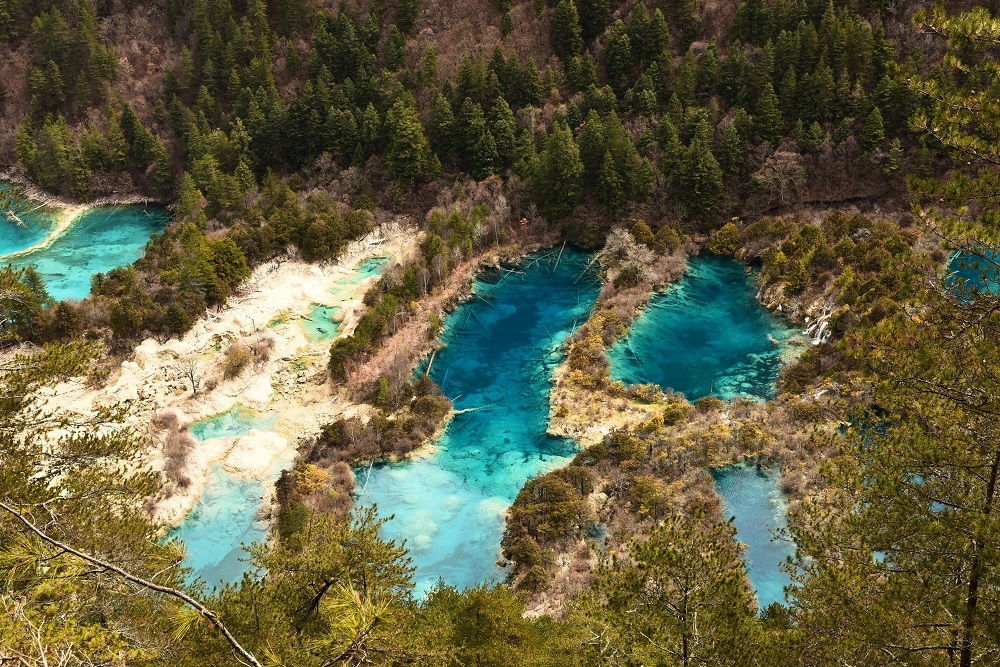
[0,182,63,255]
[711,461,795,610]
[330,255,392,292]
[357,255,391,275]
[356,248,600,594]
[300,304,342,342]
[4,205,170,301]
[607,255,800,401]
[188,404,278,442]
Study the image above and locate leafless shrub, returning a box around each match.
[151,409,180,432]
[248,330,277,367]
[152,409,195,488]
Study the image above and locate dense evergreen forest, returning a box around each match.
[3,0,1000,663]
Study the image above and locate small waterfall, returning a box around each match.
[803,309,833,345]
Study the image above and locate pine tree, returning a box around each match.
[578,517,759,666]
[597,149,623,216]
[674,48,698,106]
[603,20,633,94]
[385,25,406,70]
[779,65,798,120]
[550,0,584,61]
[537,122,583,219]
[502,11,513,38]
[658,117,683,176]
[717,120,744,176]
[676,138,723,219]
[397,0,421,34]
[429,93,456,160]
[385,97,431,187]
[860,106,885,151]
[453,98,501,179]
[806,56,836,122]
[578,110,606,187]
[577,0,610,42]
[697,40,718,99]
[645,9,671,65]
[627,1,650,63]
[488,97,517,168]
[754,82,782,143]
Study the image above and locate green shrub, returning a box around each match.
[709,221,742,255]
[696,395,725,412]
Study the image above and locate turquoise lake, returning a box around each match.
[167,250,799,601]
[947,249,999,296]
[607,255,800,400]
[712,462,795,610]
[356,248,600,594]
[0,193,170,301]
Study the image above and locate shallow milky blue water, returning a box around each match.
[188,404,278,442]
[169,454,293,585]
[712,462,795,609]
[1,196,170,301]
[607,255,800,401]
[300,255,392,342]
[171,406,283,585]
[356,248,600,594]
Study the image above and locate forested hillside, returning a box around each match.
[3,0,1000,664]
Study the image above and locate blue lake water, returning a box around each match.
[356,248,600,594]
[947,249,999,296]
[0,182,63,254]
[168,453,293,586]
[607,255,800,400]
[170,405,284,586]
[2,201,170,301]
[712,462,794,610]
